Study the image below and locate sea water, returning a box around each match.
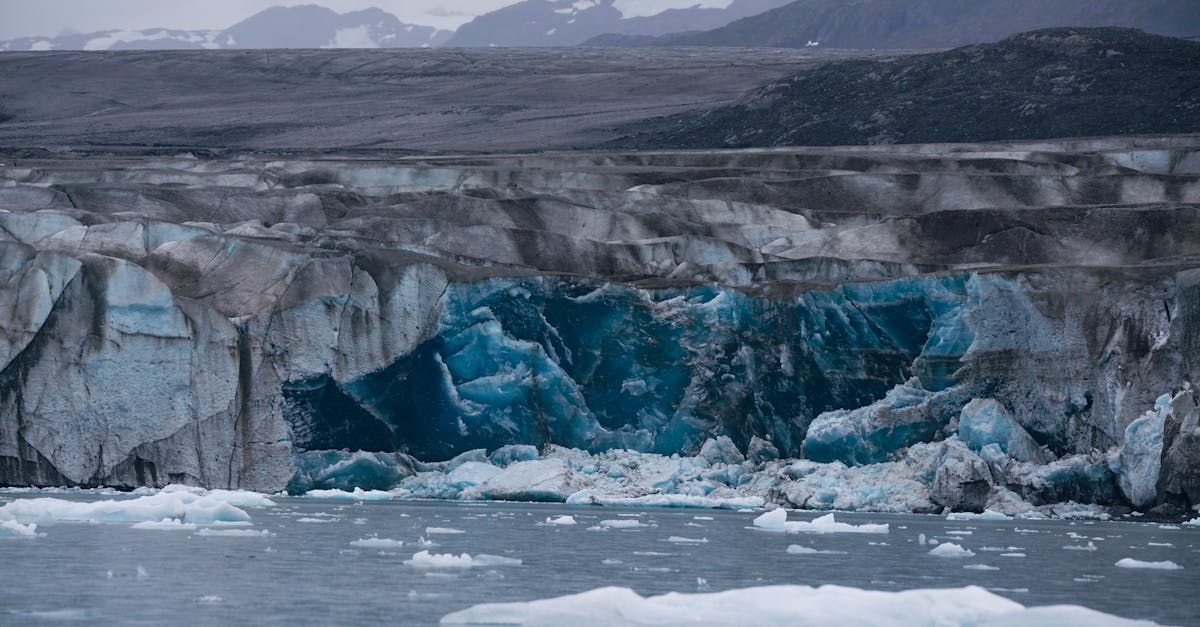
[0,495,1196,625]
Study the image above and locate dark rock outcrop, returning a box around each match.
[618,28,1200,148]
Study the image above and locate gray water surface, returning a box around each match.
[0,496,1197,625]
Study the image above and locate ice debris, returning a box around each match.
[0,487,268,525]
[303,488,394,501]
[752,509,888,534]
[544,515,576,526]
[350,537,405,549]
[404,550,522,569]
[0,519,39,538]
[929,543,975,558]
[440,584,1156,626]
[1114,558,1183,570]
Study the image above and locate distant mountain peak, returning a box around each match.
[446,0,792,47]
[0,4,452,52]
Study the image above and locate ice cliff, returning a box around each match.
[1,138,1198,514]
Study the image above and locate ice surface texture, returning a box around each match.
[0,141,1198,516]
[440,584,1158,626]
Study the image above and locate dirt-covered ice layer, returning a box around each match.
[0,139,1198,515]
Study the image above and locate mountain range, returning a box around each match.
[2,0,1198,51]
[445,0,793,47]
[0,5,451,51]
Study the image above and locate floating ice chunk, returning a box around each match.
[1063,542,1098,551]
[130,518,197,531]
[417,536,437,548]
[946,531,973,536]
[161,485,275,508]
[296,517,335,523]
[1000,553,1026,558]
[440,584,1154,626]
[1184,517,1200,527]
[786,545,845,555]
[1147,542,1173,547]
[667,536,708,544]
[350,537,404,549]
[405,550,522,569]
[946,510,1012,521]
[426,526,466,535]
[599,519,648,529]
[1115,558,1183,570]
[194,596,223,605]
[0,519,39,538]
[566,491,762,510]
[929,543,975,558]
[964,564,1000,571]
[544,515,576,526]
[0,491,254,525]
[752,508,788,532]
[194,528,271,537]
[694,516,713,521]
[754,510,889,535]
[303,488,393,501]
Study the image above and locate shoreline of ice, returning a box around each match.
[1,443,1196,523]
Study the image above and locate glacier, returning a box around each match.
[0,139,1199,517]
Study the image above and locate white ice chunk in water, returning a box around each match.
[599,519,649,529]
[404,550,522,569]
[544,515,577,526]
[786,545,845,555]
[440,583,1155,626]
[1115,558,1183,570]
[0,489,259,525]
[304,488,394,501]
[194,528,272,537]
[1063,542,1098,551]
[964,564,1000,571]
[0,519,40,538]
[667,536,708,544]
[425,526,466,535]
[350,537,404,549]
[930,543,975,558]
[753,509,888,534]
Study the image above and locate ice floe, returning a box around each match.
[752,509,888,534]
[350,537,404,549]
[194,528,272,537]
[440,584,1155,626]
[543,515,577,526]
[303,488,394,501]
[1114,558,1183,570]
[929,543,975,558]
[404,550,522,569]
[0,519,39,538]
[0,487,268,526]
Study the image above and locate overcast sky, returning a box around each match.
[0,1,735,39]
